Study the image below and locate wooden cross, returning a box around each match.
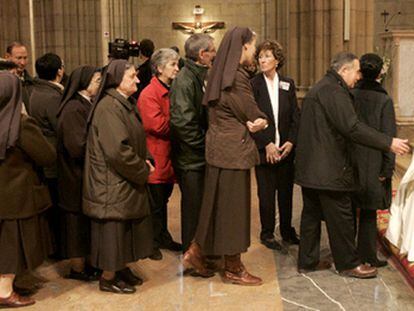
[172,5,225,34]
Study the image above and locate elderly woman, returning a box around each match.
[0,72,55,308]
[137,48,182,260]
[352,53,396,267]
[56,66,102,280]
[183,27,268,286]
[250,40,300,250]
[83,60,154,294]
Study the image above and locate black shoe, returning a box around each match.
[117,268,143,286]
[84,265,102,281]
[160,241,183,252]
[283,235,300,245]
[261,238,287,253]
[368,259,388,268]
[99,277,136,294]
[65,269,94,282]
[149,248,163,260]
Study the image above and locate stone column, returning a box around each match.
[380,30,414,126]
[275,0,374,97]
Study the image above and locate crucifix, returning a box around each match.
[172,5,225,34]
[381,10,402,32]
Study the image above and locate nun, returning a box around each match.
[83,60,154,294]
[0,72,55,308]
[183,27,268,286]
[56,66,102,280]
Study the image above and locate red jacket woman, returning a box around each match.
[137,48,182,259]
[138,76,174,184]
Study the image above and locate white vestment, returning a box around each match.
[385,154,414,261]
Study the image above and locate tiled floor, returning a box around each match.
[18,177,414,310]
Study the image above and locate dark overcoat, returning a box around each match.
[29,79,63,178]
[83,88,151,220]
[0,115,56,219]
[57,93,91,213]
[295,70,392,191]
[352,79,396,209]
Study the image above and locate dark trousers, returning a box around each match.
[176,169,205,251]
[46,177,60,256]
[357,209,378,263]
[147,183,174,249]
[298,187,360,271]
[255,161,295,240]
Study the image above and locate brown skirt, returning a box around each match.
[0,213,52,274]
[60,210,90,259]
[90,216,153,272]
[195,165,251,255]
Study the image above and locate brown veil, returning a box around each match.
[202,27,254,107]
[0,72,23,160]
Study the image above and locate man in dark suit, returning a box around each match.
[295,52,409,278]
[251,40,300,251]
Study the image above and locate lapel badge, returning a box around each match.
[279,81,290,91]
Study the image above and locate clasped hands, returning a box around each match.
[265,141,293,164]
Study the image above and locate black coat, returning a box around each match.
[295,70,392,191]
[250,73,300,164]
[57,93,91,213]
[351,80,396,209]
[29,79,63,178]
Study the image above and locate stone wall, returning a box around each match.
[132,0,275,62]
[374,0,414,48]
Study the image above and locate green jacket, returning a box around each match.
[170,59,208,171]
[83,89,151,220]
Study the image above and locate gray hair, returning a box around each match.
[150,48,179,76]
[330,52,358,72]
[184,34,214,62]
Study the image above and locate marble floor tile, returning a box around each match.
[15,179,414,310]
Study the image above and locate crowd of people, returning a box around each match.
[0,26,411,308]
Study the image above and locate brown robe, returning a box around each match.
[195,66,266,255]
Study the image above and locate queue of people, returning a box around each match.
[0,26,411,308]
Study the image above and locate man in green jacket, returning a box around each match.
[170,34,216,252]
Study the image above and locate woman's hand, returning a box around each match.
[146,160,155,174]
[246,118,268,133]
[278,141,293,160]
[265,142,280,164]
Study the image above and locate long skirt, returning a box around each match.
[90,216,153,272]
[195,165,251,255]
[0,213,52,274]
[60,210,90,259]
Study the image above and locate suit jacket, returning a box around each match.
[250,73,300,164]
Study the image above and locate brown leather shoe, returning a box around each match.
[298,260,332,273]
[0,292,35,308]
[222,267,263,286]
[222,254,262,286]
[339,264,378,279]
[182,242,215,278]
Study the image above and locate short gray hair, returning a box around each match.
[330,52,358,72]
[184,34,214,62]
[150,48,179,76]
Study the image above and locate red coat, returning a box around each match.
[137,77,175,184]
